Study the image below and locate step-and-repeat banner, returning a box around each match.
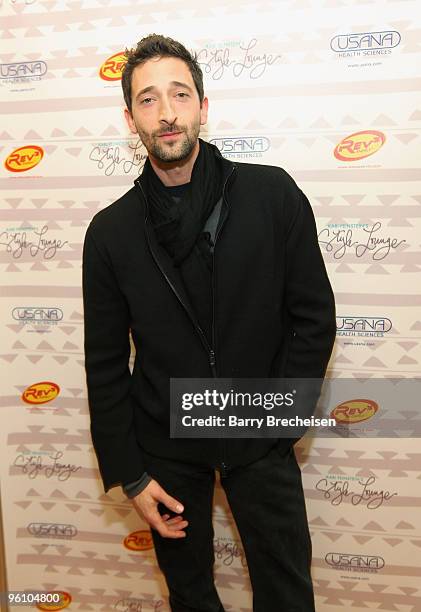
[1,0,421,610]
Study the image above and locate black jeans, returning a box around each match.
[142,443,315,612]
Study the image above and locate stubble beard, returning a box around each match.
[136,121,200,163]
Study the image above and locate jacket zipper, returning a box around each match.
[212,166,235,477]
[136,180,216,374]
[135,164,236,476]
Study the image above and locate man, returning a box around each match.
[83,34,336,612]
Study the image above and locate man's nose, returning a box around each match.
[159,96,177,126]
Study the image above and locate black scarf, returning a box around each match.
[142,138,224,266]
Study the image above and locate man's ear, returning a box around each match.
[124,107,138,135]
[200,96,209,126]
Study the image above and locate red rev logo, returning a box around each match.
[21,381,60,405]
[99,52,127,81]
[334,130,385,161]
[36,591,71,610]
[124,529,154,551]
[4,145,44,172]
[330,399,379,424]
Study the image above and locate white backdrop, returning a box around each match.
[1,0,421,610]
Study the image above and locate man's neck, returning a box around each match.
[148,140,200,187]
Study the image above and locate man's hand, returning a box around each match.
[131,478,188,538]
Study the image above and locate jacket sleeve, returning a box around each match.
[122,472,153,498]
[82,223,145,492]
[284,189,336,379]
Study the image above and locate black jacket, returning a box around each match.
[82,153,336,493]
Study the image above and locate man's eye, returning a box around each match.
[176,92,188,98]
[141,97,153,105]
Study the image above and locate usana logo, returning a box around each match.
[209,136,270,158]
[12,307,63,325]
[330,31,401,55]
[325,552,385,571]
[336,316,392,336]
[27,523,77,539]
[0,61,47,81]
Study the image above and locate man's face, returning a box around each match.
[125,56,208,163]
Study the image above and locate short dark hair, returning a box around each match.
[121,33,204,113]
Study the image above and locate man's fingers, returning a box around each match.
[131,480,188,537]
[148,508,188,538]
[157,521,188,537]
[164,515,186,527]
[156,490,184,514]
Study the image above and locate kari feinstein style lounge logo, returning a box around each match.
[99,51,127,81]
[334,131,385,162]
[114,598,164,611]
[315,474,398,509]
[4,145,44,172]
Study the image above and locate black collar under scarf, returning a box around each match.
[141,138,224,265]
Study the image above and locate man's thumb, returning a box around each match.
[157,488,184,513]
